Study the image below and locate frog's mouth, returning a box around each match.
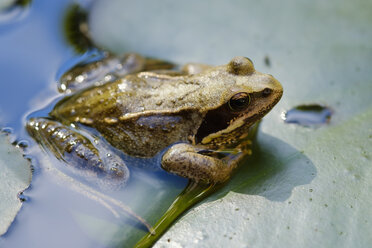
[195,107,263,145]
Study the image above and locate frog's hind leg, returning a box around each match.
[26,117,129,190]
[26,118,156,234]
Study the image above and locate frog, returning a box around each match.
[26,54,283,190]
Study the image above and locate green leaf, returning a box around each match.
[0,133,32,236]
[76,0,372,246]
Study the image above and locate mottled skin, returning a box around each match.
[27,55,282,187]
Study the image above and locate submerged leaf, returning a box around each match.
[63,3,93,54]
[0,133,32,236]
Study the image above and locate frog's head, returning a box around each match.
[195,56,283,147]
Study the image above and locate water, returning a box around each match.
[283,104,333,127]
[0,1,187,247]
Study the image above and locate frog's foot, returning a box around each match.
[59,53,175,93]
[26,118,129,190]
[161,143,245,184]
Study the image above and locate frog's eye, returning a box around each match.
[228,56,255,75]
[228,92,251,112]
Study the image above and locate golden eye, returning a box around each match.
[228,92,251,112]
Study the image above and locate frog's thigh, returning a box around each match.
[161,143,232,183]
[26,118,129,189]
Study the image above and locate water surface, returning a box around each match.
[0,1,187,247]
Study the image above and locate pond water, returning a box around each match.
[283,104,333,127]
[0,1,187,247]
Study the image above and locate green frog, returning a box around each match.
[26,54,282,189]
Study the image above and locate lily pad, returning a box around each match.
[87,0,372,246]
[155,108,372,247]
[0,133,32,236]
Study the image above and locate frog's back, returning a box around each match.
[51,74,206,157]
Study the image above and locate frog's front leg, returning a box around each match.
[161,143,246,184]
[26,118,129,190]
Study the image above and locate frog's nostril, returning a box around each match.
[262,88,273,97]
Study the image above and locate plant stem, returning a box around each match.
[134,181,223,248]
